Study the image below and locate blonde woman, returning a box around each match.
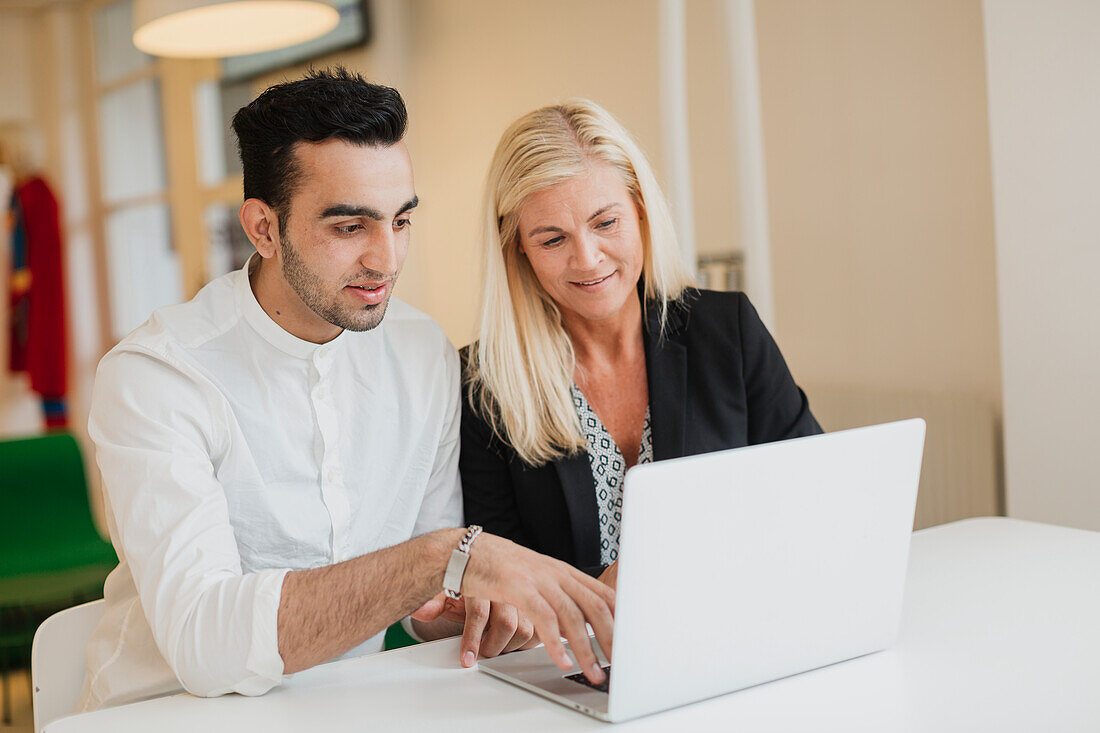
[461,99,821,606]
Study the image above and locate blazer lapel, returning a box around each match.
[550,293,691,568]
[553,452,602,568]
[644,302,688,461]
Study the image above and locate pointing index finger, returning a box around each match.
[460,598,490,667]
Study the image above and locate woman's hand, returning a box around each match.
[459,598,539,662]
[597,560,619,590]
[411,594,538,666]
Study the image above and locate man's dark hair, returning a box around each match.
[231,67,408,232]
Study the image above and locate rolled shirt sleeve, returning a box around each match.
[90,347,288,697]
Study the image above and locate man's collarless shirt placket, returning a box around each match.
[312,343,351,564]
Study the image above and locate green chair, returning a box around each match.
[0,433,118,725]
[384,620,420,651]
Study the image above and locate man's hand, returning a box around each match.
[275,528,613,682]
[459,534,615,684]
[413,594,537,666]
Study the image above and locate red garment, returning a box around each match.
[9,176,68,425]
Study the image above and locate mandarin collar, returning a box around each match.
[234,257,349,360]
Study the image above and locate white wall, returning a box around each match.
[984,0,1100,531]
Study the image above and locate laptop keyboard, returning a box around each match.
[564,666,611,693]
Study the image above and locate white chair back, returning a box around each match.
[31,599,104,733]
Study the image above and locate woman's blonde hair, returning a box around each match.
[466,98,693,466]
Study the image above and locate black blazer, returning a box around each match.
[459,289,822,576]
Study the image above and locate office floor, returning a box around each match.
[1,668,34,733]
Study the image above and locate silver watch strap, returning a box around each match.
[443,525,483,599]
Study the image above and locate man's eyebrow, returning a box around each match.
[526,203,621,238]
[320,204,384,220]
[319,196,418,220]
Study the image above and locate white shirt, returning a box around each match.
[78,261,462,712]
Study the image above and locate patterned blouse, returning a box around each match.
[570,384,654,565]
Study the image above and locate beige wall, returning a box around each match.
[755,0,1002,407]
[756,0,1001,406]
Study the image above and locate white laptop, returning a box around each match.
[479,418,926,722]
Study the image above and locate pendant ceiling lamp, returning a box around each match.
[132,0,339,58]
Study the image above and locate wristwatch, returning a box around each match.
[443,525,483,599]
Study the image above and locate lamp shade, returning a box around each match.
[132,0,339,58]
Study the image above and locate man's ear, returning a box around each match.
[239,198,280,259]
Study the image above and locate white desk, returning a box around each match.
[46,517,1100,731]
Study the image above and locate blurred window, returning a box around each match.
[196,79,253,280]
[96,79,167,204]
[204,203,253,278]
[194,79,248,188]
[91,0,176,340]
[93,0,153,85]
[104,204,181,339]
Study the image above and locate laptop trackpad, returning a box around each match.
[478,641,611,715]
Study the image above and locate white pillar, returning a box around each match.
[724,0,775,330]
[657,0,697,275]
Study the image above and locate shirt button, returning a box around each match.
[326,470,337,483]
[318,346,329,357]
[317,386,328,400]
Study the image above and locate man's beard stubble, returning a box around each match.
[280,233,391,332]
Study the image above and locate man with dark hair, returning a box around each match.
[79,68,612,712]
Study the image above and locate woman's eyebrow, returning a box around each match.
[586,203,620,222]
[526,202,621,238]
[528,224,565,237]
